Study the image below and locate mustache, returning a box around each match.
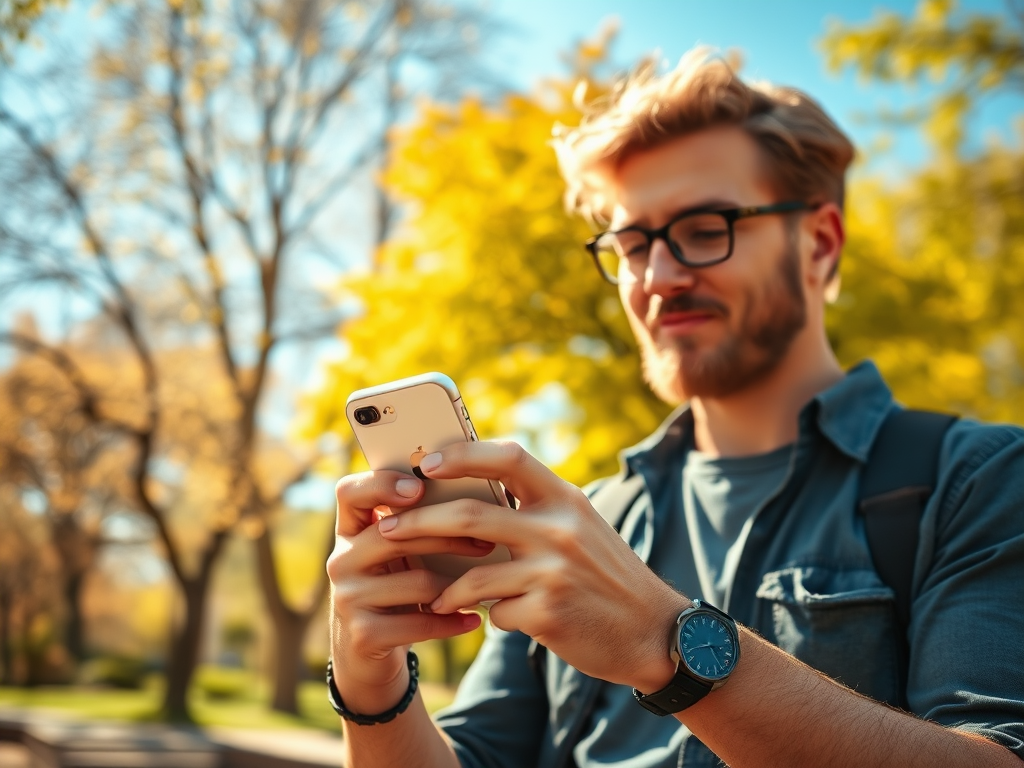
[657,293,729,319]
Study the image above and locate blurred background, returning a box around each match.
[0,0,1022,738]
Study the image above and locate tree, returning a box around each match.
[0,326,133,667]
[308,84,669,493]
[822,0,1024,153]
[0,0,499,720]
[0,484,64,685]
[0,0,65,58]
[823,0,1024,421]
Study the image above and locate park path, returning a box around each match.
[0,705,344,767]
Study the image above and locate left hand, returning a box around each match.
[376,440,688,692]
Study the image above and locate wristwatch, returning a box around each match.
[633,599,741,716]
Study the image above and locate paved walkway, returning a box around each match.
[0,706,344,767]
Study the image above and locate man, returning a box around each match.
[327,49,1024,767]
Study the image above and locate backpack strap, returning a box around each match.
[858,408,957,703]
[591,472,647,530]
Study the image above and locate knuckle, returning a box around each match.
[325,550,343,581]
[544,517,581,552]
[453,498,486,530]
[330,577,361,612]
[346,616,376,656]
[325,539,357,582]
[334,473,361,503]
[496,440,528,466]
[462,565,491,594]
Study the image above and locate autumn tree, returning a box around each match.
[0,323,135,667]
[0,0,64,57]
[824,0,1024,420]
[0,482,64,685]
[309,84,669,492]
[822,0,1024,153]
[0,0,500,720]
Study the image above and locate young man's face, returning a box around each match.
[608,127,810,403]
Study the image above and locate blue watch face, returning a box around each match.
[679,613,736,681]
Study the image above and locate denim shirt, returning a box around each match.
[435,362,1024,766]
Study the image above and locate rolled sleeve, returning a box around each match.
[434,624,549,768]
[910,422,1024,757]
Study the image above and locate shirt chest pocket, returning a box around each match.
[755,565,901,705]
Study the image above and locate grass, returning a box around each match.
[0,672,458,732]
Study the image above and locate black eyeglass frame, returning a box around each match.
[585,200,815,285]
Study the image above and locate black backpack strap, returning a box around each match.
[858,408,957,703]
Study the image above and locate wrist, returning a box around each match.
[331,651,412,717]
[631,597,694,694]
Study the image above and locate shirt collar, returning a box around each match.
[620,360,894,472]
[811,360,894,462]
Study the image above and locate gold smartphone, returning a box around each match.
[345,372,512,580]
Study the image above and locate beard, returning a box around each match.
[639,229,807,403]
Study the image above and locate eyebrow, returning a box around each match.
[615,198,740,231]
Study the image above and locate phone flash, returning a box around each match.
[382,406,394,415]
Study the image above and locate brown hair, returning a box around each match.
[553,47,855,222]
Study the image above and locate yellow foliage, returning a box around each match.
[308,75,668,486]
[833,145,1024,424]
[307,26,1024,499]
[822,1,1024,156]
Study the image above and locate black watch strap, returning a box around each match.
[633,600,739,717]
[633,669,712,716]
[326,651,419,726]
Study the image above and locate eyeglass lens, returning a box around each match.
[593,212,732,282]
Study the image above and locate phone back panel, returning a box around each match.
[346,378,511,579]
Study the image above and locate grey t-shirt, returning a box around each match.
[678,442,792,607]
[573,442,792,768]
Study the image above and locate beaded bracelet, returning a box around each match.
[326,651,419,726]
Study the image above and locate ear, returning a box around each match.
[804,202,845,298]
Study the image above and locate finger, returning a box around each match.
[427,560,532,614]
[344,610,482,659]
[376,496,535,550]
[338,568,458,610]
[335,470,424,536]
[344,524,498,573]
[416,440,574,507]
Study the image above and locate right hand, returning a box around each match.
[326,469,491,714]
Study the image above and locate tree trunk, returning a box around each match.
[161,577,210,722]
[269,610,310,714]
[0,591,12,685]
[254,525,332,715]
[63,572,86,664]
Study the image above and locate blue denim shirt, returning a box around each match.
[435,362,1024,766]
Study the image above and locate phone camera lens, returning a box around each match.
[354,406,381,425]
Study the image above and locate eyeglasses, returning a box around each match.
[585,201,815,285]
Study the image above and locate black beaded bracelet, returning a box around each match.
[326,651,419,726]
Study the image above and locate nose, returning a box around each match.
[643,236,696,295]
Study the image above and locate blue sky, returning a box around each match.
[484,0,1022,171]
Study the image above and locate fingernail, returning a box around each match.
[419,452,442,473]
[461,612,481,630]
[395,478,420,498]
[472,538,493,549]
[378,516,398,533]
[429,597,443,612]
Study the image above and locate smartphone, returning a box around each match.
[345,372,512,580]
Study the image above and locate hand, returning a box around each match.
[326,469,489,713]
[376,441,690,692]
